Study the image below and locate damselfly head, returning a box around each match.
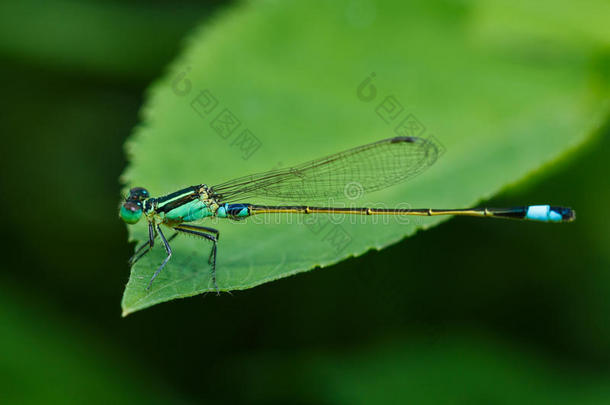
[120,201,143,224]
[119,187,149,224]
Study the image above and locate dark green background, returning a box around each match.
[1,0,609,403]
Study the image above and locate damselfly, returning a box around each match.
[120,136,574,291]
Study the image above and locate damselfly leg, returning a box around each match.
[147,225,173,290]
[129,229,178,266]
[129,222,157,265]
[173,224,220,293]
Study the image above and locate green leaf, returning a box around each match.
[121,0,609,315]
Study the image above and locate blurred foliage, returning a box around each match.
[122,0,607,313]
[236,335,610,404]
[0,284,184,405]
[0,0,609,404]
[0,0,219,81]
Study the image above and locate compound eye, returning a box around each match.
[120,201,143,224]
[129,187,150,201]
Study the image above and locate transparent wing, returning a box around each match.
[210,136,440,203]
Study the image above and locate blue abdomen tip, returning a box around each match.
[526,205,551,221]
[526,205,574,222]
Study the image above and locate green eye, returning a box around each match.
[120,202,143,224]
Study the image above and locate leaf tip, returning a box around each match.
[121,307,134,318]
